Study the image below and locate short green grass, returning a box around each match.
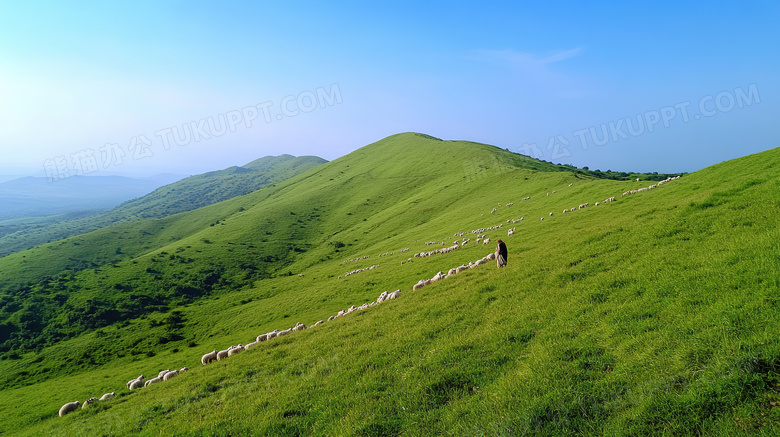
[1,133,778,436]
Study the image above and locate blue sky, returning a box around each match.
[1,1,777,177]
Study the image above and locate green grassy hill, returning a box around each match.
[0,154,326,258]
[1,133,777,436]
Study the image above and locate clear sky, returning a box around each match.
[1,1,777,178]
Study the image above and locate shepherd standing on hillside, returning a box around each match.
[496,239,507,268]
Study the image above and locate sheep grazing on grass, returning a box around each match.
[129,378,145,390]
[244,340,259,350]
[82,397,98,409]
[292,322,307,332]
[162,370,179,381]
[227,344,245,357]
[496,240,508,268]
[312,320,324,327]
[180,367,189,373]
[126,375,144,389]
[99,392,115,402]
[144,377,162,387]
[158,369,171,379]
[387,290,400,299]
[201,350,217,365]
[59,401,80,417]
[216,349,230,361]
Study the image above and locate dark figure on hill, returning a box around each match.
[496,239,507,268]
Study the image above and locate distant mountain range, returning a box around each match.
[0,174,184,220]
[0,155,327,258]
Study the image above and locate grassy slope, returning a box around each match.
[0,154,326,259]
[2,133,779,435]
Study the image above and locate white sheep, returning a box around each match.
[144,377,162,387]
[312,320,324,327]
[158,369,171,379]
[201,350,217,365]
[126,375,144,389]
[129,379,145,390]
[216,349,230,361]
[99,392,115,402]
[227,344,244,357]
[244,340,259,350]
[59,401,80,417]
[82,397,98,409]
[180,367,189,373]
[163,370,179,381]
[387,290,400,299]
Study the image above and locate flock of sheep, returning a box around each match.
[57,175,682,418]
[412,251,498,291]
[198,288,401,368]
[58,392,116,417]
[622,176,680,197]
[341,264,379,278]
[414,242,461,258]
[58,366,189,416]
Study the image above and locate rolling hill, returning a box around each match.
[0,154,326,258]
[1,133,777,436]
